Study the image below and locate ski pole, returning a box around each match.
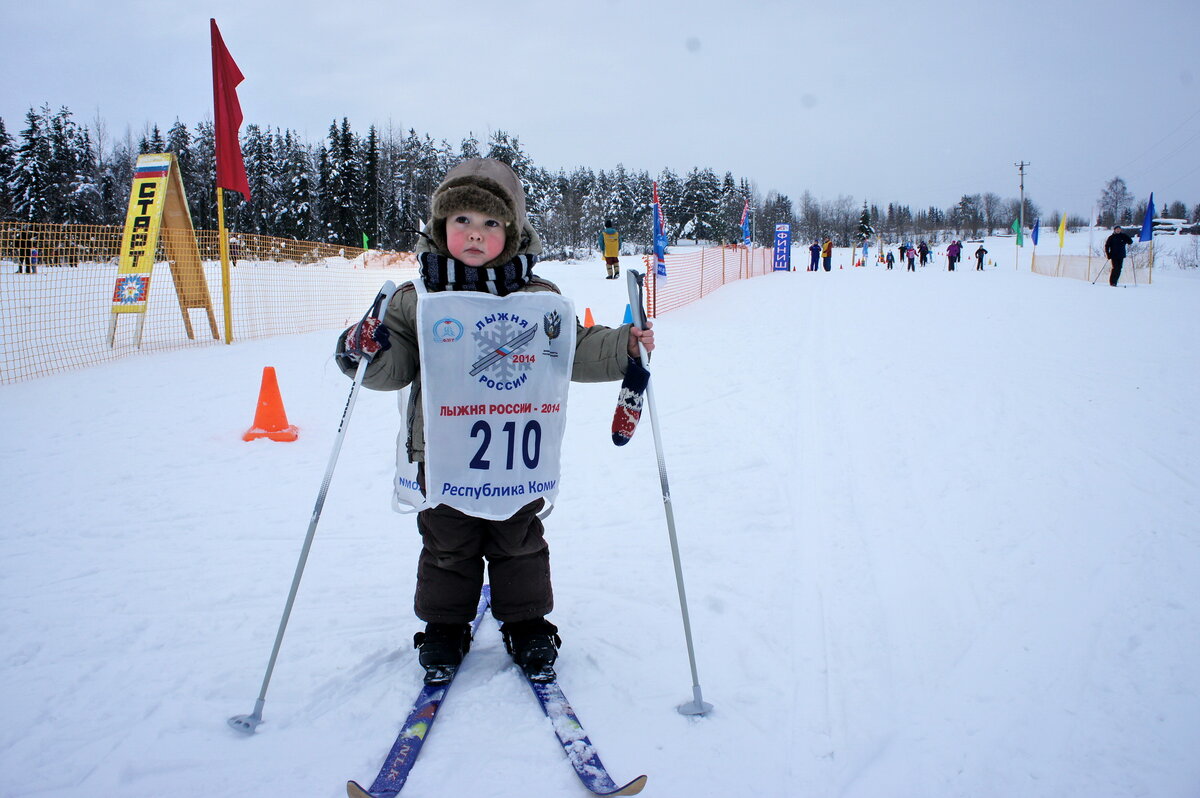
[625,269,713,717]
[229,280,398,734]
[1091,257,1111,285]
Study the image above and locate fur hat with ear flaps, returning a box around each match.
[421,158,543,268]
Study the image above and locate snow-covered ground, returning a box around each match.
[3,233,1199,797]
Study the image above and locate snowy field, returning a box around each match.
[2,232,1199,798]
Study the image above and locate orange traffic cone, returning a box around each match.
[243,366,299,442]
[583,307,595,327]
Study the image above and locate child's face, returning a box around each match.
[445,210,507,266]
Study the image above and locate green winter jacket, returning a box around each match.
[336,279,632,462]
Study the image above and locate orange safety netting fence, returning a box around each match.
[642,244,777,317]
[0,222,418,384]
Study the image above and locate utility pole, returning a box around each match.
[1015,161,1030,270]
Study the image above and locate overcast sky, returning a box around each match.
[3,0,1197,219]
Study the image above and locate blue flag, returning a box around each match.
[1139,192,1155,242]
[1031,217,1040,246]
[739,199,751,246]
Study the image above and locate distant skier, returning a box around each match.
[821,237,833,271]
[1104,225,1134,287]
[974,244,988,270]
[946,240,962,271]
[809,239,820,271]
[918,241,930,267]
[905,245,916,271]
[885,250,895,270]
[599,219,620,279]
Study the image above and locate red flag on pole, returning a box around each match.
[210,19,250,199]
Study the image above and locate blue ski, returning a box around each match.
[520,671,647,796]
[346,587,491,798]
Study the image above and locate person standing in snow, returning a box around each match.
[974,244,988,270]
[906,245,916,271]
[808,239,821,271]
[599,219,620,279]
[946,240,962,271]
[335,159,654,686]
[885,250,895,270]
[821,237,833,271]
[1104,225,1135,287]
[918,241,930,267]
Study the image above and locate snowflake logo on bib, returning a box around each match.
[469,314,537,389]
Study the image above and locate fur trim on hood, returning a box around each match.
[418,158,543,268]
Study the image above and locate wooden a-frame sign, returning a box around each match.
[108,152,219,347]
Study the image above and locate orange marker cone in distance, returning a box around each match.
[243,366,299,442]
[583,307,595,327]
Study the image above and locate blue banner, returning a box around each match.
[1140,192,1155,243]
[653,201,667,281]
[772,224,791,271]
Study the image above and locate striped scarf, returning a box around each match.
[418,252,536,296]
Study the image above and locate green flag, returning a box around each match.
[1010,218,1023,247]
[361,233,369,250]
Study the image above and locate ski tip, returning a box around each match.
[602,774,648,796]
[347,781,397,798]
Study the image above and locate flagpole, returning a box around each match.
[1087,206,1096,281]
[217,187,233,343]
[1015,161,1028,271]
[211,18,248,344]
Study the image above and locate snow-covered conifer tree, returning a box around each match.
[9,108,54,222]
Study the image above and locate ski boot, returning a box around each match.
[413,622,472,686]
[501,618,561,682]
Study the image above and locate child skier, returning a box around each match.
[599,219,621,279]
[335,158,654,685]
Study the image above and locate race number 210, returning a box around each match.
[469,419,542,470]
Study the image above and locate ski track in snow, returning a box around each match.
[2,235,1200,798]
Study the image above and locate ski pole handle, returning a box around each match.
[625,270,651,363]
[349,280,398,361]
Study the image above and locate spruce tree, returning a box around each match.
[166,119,199,225]
[857,201,873,243]
[10,108,54,222]
[459,133,481,161]
[680,167,721,243]
[717,172,742,243]
[188,121,217,231]
[656,168,684,241]
[361,126,380,247]
[0,117,14,218]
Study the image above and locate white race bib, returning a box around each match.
[393,286,575,520]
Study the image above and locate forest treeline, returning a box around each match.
[2,105,1197,255]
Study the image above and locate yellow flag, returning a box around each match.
[1057,213,1067,249]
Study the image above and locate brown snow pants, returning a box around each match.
[414,494,553,625]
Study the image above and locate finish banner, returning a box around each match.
[773,224,792,271]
